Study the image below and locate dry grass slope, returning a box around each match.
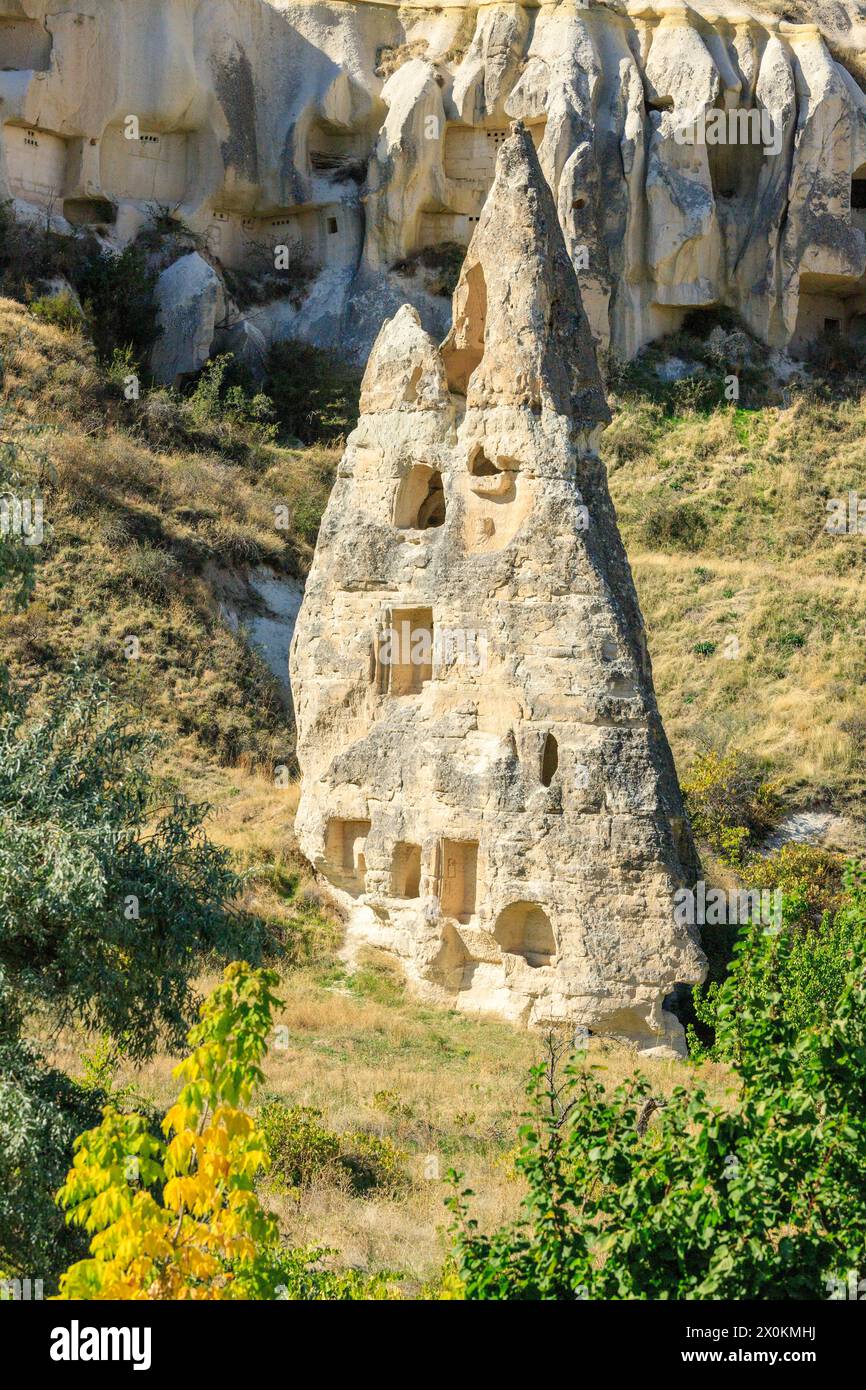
[606,395,866,824]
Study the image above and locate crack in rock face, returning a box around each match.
[291,124,707,1059]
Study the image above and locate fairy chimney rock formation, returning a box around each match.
[290,122,706,1057]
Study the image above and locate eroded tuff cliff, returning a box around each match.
[3,1,866,364]
[290,124,706,1056]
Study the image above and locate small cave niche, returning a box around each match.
[494,902,556,968]
[852,165,866,208]
[438,839,478,922]
[442,260,487,396]
[540,733,559,787]
[468,446,501,478]
[706,109,765,203]
[324,818,371,893]
[376,606,434,696]
[646,95,674,113]
[394,465,445,530]
[308,118,369,184]
[391,842,422,898]
[466,444,515,501]
[63,198,116,227]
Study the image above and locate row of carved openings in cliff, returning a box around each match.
[324,820,556,969]
[5,1,866,360]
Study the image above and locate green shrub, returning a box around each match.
[185,354,276,443]
[105,345,141,394]
[0,656,261,1279]
[0,209,157,362]
[372,1088,415,1121]
[260,1246,396,1300]
[291,489,326,544]
[30,291,85,333]
[0,1035,101,1283]
[689,862,865,1061]
[339,1132,409,1196]
[0,202,92,300]
[222,243,318,310]
[449,882,866,1298]
[639,497,709,552]
[120,542,180,600]
[75,243,159,364]
[611,309,772,414]
[0,668,260,1056]
[260,1103,409,1197]
[263,340,360,444]
[740,841,846,929]
[681,749,780,862]
[260,1104,342,1192]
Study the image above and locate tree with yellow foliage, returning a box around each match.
[55,962,282,1299]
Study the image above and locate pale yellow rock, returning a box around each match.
[291,124,707,1058]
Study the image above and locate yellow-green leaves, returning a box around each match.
[55,963,282,1300]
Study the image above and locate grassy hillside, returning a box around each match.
[0,300,335,769]
[607,392,866,823]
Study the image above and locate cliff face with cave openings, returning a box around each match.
[4,0,866,363]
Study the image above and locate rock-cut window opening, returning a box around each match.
[394,465,445,529]
[324,818,371,892]
[377,607,434,695]
[468,447,502,478]
[391,842,422,898]
[438,839,478,921]
[494,902,556,968]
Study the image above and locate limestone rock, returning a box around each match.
[290,124,706,1057]
[150,253,225,386]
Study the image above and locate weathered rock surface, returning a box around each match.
[3,1,866,363]
[290,124,706,1056]
[151,252,225,385]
